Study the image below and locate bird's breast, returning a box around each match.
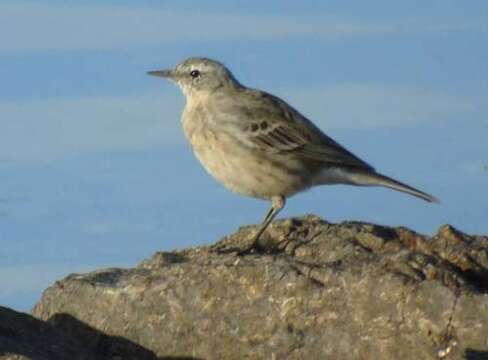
[181,108,317,199]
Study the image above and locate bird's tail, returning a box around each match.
[352,171,439,203]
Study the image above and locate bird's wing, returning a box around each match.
[221,90,374,171]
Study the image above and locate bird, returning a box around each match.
[148,57,438,254]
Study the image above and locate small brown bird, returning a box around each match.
[148,57,438,254]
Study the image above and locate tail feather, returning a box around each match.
[353,172,439,203]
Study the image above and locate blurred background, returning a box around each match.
[0,0,487,311]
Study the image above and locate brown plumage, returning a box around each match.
[148,57,438,254]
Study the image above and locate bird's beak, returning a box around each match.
[147,69,174,79]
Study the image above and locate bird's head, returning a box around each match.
[148,57,241,97]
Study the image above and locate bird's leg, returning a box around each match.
[237,196,286,255]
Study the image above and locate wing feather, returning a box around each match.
[219,89,374,171]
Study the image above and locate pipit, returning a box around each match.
[148,57,438,254]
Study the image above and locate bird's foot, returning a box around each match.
[213,232,261,255]
[236,243,259,256]
[212,242,259,256]
[213,245,242,255]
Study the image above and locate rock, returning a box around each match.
[0,305,97,360]
[0,306,195,360]
[27,216,488,359]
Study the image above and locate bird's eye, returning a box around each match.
[190,70,200,78]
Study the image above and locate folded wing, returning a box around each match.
[220,89,375,171]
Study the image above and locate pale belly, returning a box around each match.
[185,128,315,199]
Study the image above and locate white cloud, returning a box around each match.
[459,162,488,175]
[1,83,484,162]
[0,263,96,299]
[280,83,485,129]
[82,220,154,236]
[0,1,480,53]
[0,91,185,161]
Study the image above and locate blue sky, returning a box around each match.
[1,1,487,311]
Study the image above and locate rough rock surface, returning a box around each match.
[0,306,192,360]
[25,216,488,359]
[0,305,95,360]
